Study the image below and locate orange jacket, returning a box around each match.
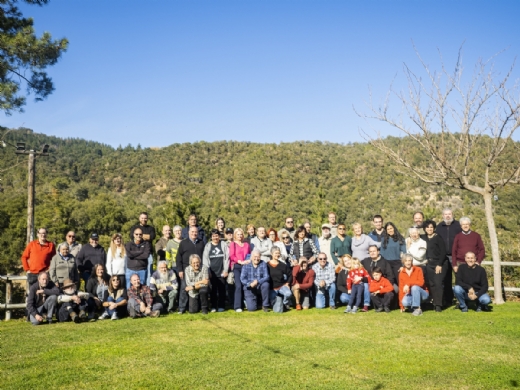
[21,240,56,274]
[398,266,428,309]
[368,276,394,294]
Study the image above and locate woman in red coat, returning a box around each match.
[291,258,315,310]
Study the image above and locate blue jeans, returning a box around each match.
[270,285,292,313]
[105,296,125,316]
[126,269,147,290]
[363,282,371,306]
[339,292,351,304]
[315,283,336,309]
[233,265,244,310]
[401,285,429,309]
[349,283,364,308]
[453,285,491,309]
[244,281,270,311]
[147,255,153,286]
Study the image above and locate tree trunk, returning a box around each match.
[482,191,504,304]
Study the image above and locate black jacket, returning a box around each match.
[76,244,106,274]
[129,223,156,243]
[422,234,447,267]
[176,238,205,273]
[336,269,349,294]
[125,241,151,271]
[86,274,111,300]
[361,256,396,285]
[27,281,59,317]
[436,221,462,256]
[267,261,293,290]
[455,264,488,297]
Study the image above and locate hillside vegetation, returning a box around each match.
[0,128,519,281]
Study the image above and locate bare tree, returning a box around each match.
[358,46,520,304]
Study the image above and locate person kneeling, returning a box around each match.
[240,249,270,312]
[399,254,429,316]
[57,279,91,323]
[27,272,59,325]
[454,252,491,313]
[184,254,209,314]
[127,273,162,318]
[98,275,128,320]
[369,267,394,313]
[150,260,179,314]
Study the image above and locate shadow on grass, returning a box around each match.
[511,380,518,387]
[202,316,335,371]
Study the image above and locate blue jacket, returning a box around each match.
[240,261,269,287]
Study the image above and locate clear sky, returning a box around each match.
[3,0,520,148]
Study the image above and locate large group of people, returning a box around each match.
[21,210,492,325]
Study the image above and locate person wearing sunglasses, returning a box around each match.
[125,228,152,289]
[330,224,352,265]
[99,275,128,320]
[57,231,82,258]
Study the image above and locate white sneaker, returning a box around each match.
[111,312,119,321]
[211,308,217,313]
[98,312,110,320]
[235,309,243,313]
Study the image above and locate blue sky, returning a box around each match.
[3,0,520,148]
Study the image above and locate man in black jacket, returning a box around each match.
[76,233,106,285]
[125,228,152,289]
[27,272,59,325]
[436,208,462,306]
[361,245,397,309]
[129,212,156,284]
[454,252,491,312]
[176,226,205,314]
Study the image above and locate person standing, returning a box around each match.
[351,223,380,260]
[279,217,296,240]
[452,217,485,271]
[49,243,78,288]
[165,225,183,270]
[368,215,385,242]
[436,208,461,306]
[75,233,106,286]
[202,229,230,312]
[57,231,82,258]
[380,222,407,282]
[176,226,205,314]
[328,212,339,238]
[422,220,447,312]
[181,214,207,244]
[318,224,333,267]
[303,222,320,251]
[129,212,156,285]
[106,233,127,288]
[125,228,151,289]
[330,224,352,265]
[251,227,273,262]
[21,227,56,287]
[229,228,251,312]
[290,226,319,266]
[155,225,171,261]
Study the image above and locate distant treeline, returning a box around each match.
[0,128,519,286]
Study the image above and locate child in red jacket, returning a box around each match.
[369,267,395,313]
[345,258,371,314]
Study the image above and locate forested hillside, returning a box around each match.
[1,128,519,278]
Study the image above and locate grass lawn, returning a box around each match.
[2,303,520,389]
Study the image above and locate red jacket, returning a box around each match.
[347,268,371,290]
[291,266,315,292]
[399,266,428,309]
[368,276,393,294]
[21,240,56,274]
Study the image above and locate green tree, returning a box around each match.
[0,0,68,114]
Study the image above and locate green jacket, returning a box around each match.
[330,235,352,264]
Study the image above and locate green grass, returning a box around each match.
[2,304,520,390]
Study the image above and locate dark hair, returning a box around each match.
[372,267,383,275]
[295,225,307,240]
[373,214,383,221]
[368,244,380,252]
[413,211,424,219]
[210,228,220,236]
[108,275,124,293]
[423,220,437,229]
[139,212,148,217]
[382,222,405,248]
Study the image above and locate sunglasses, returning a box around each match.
[134,233,143,236]
[67,235,75,238]
[286,221,294,224]
[282,236,290,239]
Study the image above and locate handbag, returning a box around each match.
[226,271,235,285]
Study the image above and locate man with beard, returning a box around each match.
[150,260,178,314]
[57,278,91,323]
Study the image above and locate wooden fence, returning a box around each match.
[2,261,519,320]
